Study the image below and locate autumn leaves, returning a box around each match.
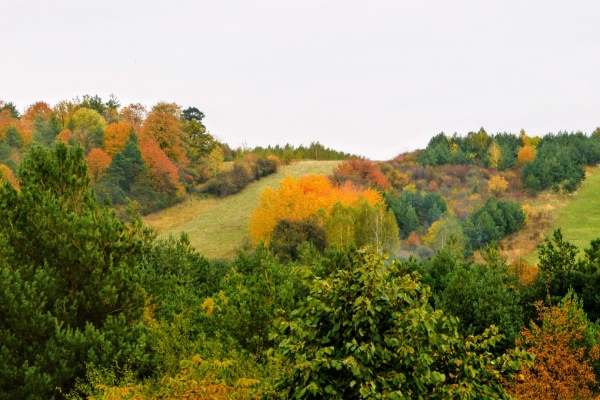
[248,174,399,253]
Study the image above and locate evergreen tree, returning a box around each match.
[0,143,153,398]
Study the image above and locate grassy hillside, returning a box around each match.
[144,160,340,259]
[523,167,600,263]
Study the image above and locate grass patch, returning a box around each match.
[143,160,340,259]
[523,167,600,264]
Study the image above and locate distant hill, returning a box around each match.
[143,160,340,259]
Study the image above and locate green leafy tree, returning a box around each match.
[33,114,62,147]
[438,247,524,353]
[203,247,300,354]
[273,248,532,399]
[270,219,327,262]
[0,143,154,398]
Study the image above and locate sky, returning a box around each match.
[2,1,600,160]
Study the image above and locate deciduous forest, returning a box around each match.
[2,96,600,399]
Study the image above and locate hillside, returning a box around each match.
[143,160,340,259]
[522,167,600,263]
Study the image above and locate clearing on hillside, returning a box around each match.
[143,160,340,259]
[524,167,600,263]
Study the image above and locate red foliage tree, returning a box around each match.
[141,102,188,165]
[333,158,391,190]
[140,138,184,194]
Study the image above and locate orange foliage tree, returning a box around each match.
[488,175,509,197]
[406,231,421,249]
[506,292,600,399]
[0,164,19,189]
[509,259,538,285]
[0,109,13,141]
[56,129,72,144]
[0,109,32,145]
[141,102,188,165]
[332,157,391,190]
[518,146,536,164]
[140,138,184,195]
[22,101,52,123]
[104,122,132,157]
[86,148,111,182]
[120,103,147,131]
[248,174,382,244]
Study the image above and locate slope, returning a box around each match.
[524,167,600,263]
[143,160,340,259]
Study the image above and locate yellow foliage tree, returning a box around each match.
[248,175,381,244]
[488,175,509,197]
[517,146,536,164]
[488,140,502,169]
[207,145,224,178]
[104,122,133,157]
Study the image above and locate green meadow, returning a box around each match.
[527,168,600,263]
[143,160,340,259]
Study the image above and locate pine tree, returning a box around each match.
[0,143,153,398]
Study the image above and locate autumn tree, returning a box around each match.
[86,148,112,182]
[488,175,509,197]
[353,200,400,253]
[517,146,536,164]
[207,145,224,178]
[488,140,502,169]
[140,139,184,195]
[506,292,600,399]
[56,129,73,144]
[141,102,187,164]
[104,122,133,157]
[22,101,52,123]
[52,99,79,129]
[0,163,19,189]
[119,103,147,132]
[332,157,391,190]
[249,175,381,244]
[423,214,465,255]
[70,107,107,151]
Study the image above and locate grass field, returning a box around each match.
[143,160,340,259]
[524,167,600,263]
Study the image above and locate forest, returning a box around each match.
[2,96,600,399]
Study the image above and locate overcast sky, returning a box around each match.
[2,1,600,159]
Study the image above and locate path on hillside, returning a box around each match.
[144,160,340,259]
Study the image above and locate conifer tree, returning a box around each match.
[0,143,153,398]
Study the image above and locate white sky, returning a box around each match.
[2,1,600,160]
